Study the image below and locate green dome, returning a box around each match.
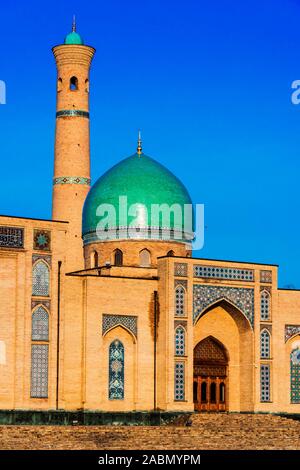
[64,31,84,45]
[82,153,194,245]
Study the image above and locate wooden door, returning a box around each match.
[193,337,228,412]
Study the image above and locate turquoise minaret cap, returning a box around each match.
[82,134,194,245]
[64,16,84,45]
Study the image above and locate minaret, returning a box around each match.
[52,19,95,270]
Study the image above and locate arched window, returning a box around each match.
[260,329,271,359]
[291,348,300,403]
[32,306,49,341]
[201,381,207,403]
[175,285,185,316]
[92,251,99,268]
[210,382,216,403]
[70,76,78,91]
[32,261,50,296]
[85,79,89,93]
[114,249,123,266]
[109,340,124,400]
[139,249,151,267]
[167,250,174,257]
[220,382,225,403]
[57,77,62,92]
[260,290,270,320]
[175,326,185,356]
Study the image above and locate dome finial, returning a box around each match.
[72,14,76,32]
[137,129,142,156]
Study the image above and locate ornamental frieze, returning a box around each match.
[53,176,91,185]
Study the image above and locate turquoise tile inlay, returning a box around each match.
[53,176,91,185]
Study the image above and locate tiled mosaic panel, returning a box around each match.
[31,344,48,398]
[32,306,49,341]
[194,265,254,281]
[291,348,300,403]
[175,286,185,317]
[109,340,124,400]
[0,226,24,248]
[174,362,185,401]
[193,285,254,327]
[33,230,51,251]
[175,326,185,356]
[102,314,137,338]
[260,330,270,359]
[32,254,51,266]
[174,263,188,277]
[260,270,272,283]
[32,261,50,297]
[260,290,270,320]
[260,364,270,402]
[285,325,300,343]
[31,299,50,310]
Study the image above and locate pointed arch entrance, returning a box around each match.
[193,336,228,411]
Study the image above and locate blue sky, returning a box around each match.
[0,0,300,287]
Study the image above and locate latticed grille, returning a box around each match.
[31,344,48,398]
[260,364,270,402]
[32,306,49,341]
[260,290,270,320]
[32,261,50,296]
[175,326,185,356]
[260,330,270,359]
[291,348,300,404]
[175,286,185,316]
[174,362,185,400]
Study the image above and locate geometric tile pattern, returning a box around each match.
[193,284,254,327]
[291,348,300,404]
[33,230,51,251]
[260,270,272,283]
[32,306,49,341]
[285,325,300,343]
[174,263,188,277]
[31,299,50,310]
[109,340,124,400]
[32,261,50,297]
[32,254,51,266]
[194,265,254,281]
[174,362,185,401]
[0,226,24,248]
[30,344,48,398]
[102,314,137,338]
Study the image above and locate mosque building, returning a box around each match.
[0,23,300,419]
